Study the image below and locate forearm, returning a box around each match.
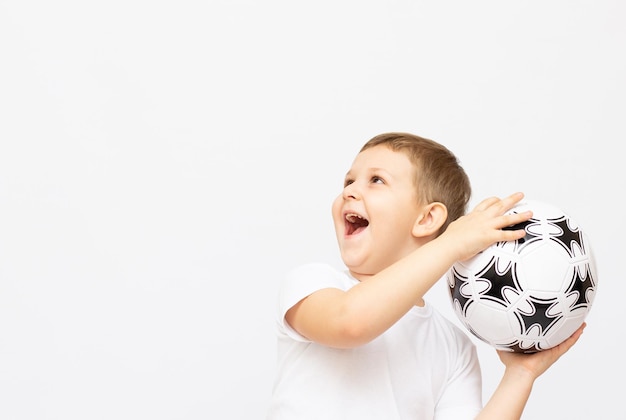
[291,236,458,349]
[477,366,535,420]
[343,237,458,338]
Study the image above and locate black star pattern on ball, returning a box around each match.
[502,214,586,258]
[477,256,519,306]
[514,297,562,337]
[566,263,596,310]
[550,216,584,257]
[449,269,472,314]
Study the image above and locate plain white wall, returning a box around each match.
[0,1,623,419]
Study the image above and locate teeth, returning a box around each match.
[346,213,362,223]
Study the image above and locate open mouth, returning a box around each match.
[345,213,369,235]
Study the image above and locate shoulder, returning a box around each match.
[277,262,353,315]
[283,263,354,290]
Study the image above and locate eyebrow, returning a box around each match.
[345,167,391,178]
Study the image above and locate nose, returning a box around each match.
[342,182,359,200]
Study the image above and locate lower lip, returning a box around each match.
[346,226,367,237]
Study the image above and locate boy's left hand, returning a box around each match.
[496,322,586,379]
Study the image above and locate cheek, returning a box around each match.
[381,203,419,235]
[331,195,343,223]
[331,203,348,241]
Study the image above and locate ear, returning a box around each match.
[412,202,448,238]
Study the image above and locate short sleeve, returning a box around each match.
[276,263,353,342]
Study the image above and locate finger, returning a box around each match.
[473,192,525,213]
[473,196,501,212]
[502,191,525,205]
[496,212,532,244]
[499,227,529,242]
[502,209,533,228]
[553,322,586,356]
[495,192,526,213]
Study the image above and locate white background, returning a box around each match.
[0,1,623,419]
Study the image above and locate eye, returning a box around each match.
[344,178,354,188]
[371,176,385,184]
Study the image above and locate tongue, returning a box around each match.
[349,220,368,235]
[352,225,367,235]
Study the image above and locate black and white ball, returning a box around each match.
[447,200,598,353]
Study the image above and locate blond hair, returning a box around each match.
[360,132,471,234]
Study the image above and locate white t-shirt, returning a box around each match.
[266,263,483,420]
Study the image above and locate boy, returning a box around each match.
[267,132,584,419]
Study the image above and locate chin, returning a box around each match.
[340,254,365,271]
[342,258,379,277]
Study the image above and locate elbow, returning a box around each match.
[329,313,377,349]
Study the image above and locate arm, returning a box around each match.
[287,192,532,348]
[477,323,586,420]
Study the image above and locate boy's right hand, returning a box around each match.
[441,192,532,263]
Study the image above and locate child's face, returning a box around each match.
[332,145,426,279]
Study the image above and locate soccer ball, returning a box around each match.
[447,200,598,353]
